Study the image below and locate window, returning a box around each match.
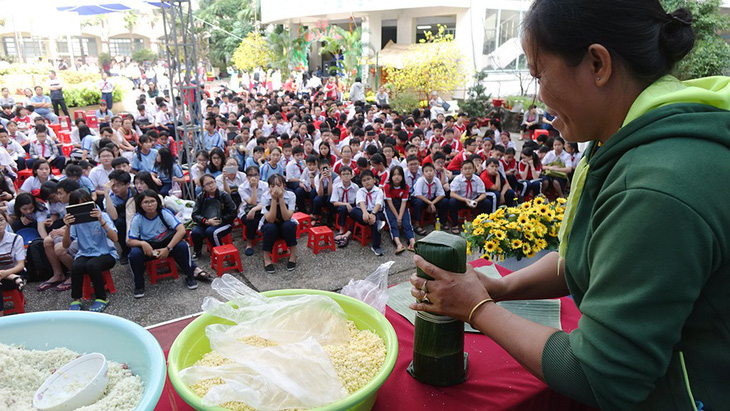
[3,38,17,57]
[57,37,99,57]
[483,10,499,55]
[110,38,132,56]
[499,11,520,49]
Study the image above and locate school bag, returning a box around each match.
[24,238,51,282]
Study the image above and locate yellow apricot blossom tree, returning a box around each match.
[385,25,466,109]
[232,32,272,72]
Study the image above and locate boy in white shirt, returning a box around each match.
[286,146,307,211]
[331,166,359,246]
[412,162,447,235]
[0,128,24,170]
[350,170,385,256]
[448,159,489,233]
[540,136,573,198]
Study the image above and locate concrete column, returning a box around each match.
[362,13,382,86]
[396,14,415,44]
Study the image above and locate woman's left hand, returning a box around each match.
[90,207,102,221]
[409,255,491,323]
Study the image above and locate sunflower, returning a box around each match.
[520,202,532,210]
[522,243,532,255]
[494,230,507,240]
[473,215,485,225]
[549,226,559,237]
[546,210,556,220]
[533,197,545,205]
[536,239,548,250]
[557,197,567,204]
[526,248,538,258]
[506,222,519,230]
[511,239,523,249]
[538,205,549,216]
[473,227,485,236]
[517,214,529,225]
[524,231,535,241]
[481,253,492,261]
[485,241,498,253]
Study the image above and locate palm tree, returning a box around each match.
[319,26,373,81]
[266,26,310,75]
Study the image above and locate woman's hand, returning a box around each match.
[62,213,75,226]
[141,241,154,257]
[90,207,102,222]
[409,255,491,323]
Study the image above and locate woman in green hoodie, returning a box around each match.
[408,1,730,410]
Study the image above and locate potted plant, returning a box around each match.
[463,196,566,271]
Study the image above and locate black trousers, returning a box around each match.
[70,254,117,300]
[52,99,70,118]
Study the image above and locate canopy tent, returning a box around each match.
[55,0,161,15]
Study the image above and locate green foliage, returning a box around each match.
[123,11,138,31]
[318,27,371,81]
[661,0,730,79]
[59,71,99,85]
[0,62,53,75]
[390,92,420,114]
[98,52,112,66]
[132,49,157,64]
[195,0,259,70]
[64,77,132,108]
[266,26,310,75]
[457,71,492,117]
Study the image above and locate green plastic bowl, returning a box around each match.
[168,289,398,411]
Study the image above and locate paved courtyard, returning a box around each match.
[24,225,418,327]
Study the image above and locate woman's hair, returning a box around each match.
[267,173,286,189]
[521,147,540,169]
[136,134,150,160]
[69,188,93,205]
[78,124,92,140]
[207,147,225,173]
[200,173,216,188]
[195,149,210,162]
[134,189,163,214]
[15,192,45,214]
[155,147,174,178]
[32,158,50,177]
[318,141,330,159]
[387,165,406,189]
[523,0,695,85]
[135,170,160,192]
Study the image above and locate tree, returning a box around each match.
[266,26,310,75]
[661,0,730,79]
[384,25,466,102]
[195,0,259,70]
[457,70,492,117]
[232,32,271,72]
[318,26,372,81]
[132,49,157,64]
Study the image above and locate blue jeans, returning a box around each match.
[312,194,332,217]
[128,241,196,290]
[350,208,383,249]
[517,179,542,197]
[102,92,113,110]
[384,199,414,242]
[240,211,263,243]
[191,223,233,253]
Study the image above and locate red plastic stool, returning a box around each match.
[146,258,179,284]
[307,226,336,255]
[242,229,262,244]
[206,233,233,253]
[49,123,62,136]
[82,270,117,300]
[457,208,476,224]
[533,129,549,141]
[73,110,86,120]
[352,222,372,247]
[2,289,25,315]
[419,210,436,226]
[334,216,355,232]
[269,239,291,263]
[293,212,311,237]
[211,244,243,276]
[58,130,71,144]
[61,144,73,157]
[233,218,242,229]
[15,169,33,191]
[59,115,71,130]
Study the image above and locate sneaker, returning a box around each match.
[120,255,129,265]
[264,264,275,274]
[371,246,384,256]
[286,261,296,271]
[245,247,254,256]
[186,277,198,290]
[133,288,145,299]
[377,221,386,232]
[192,251,201,261]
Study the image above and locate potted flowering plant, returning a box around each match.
[463,196,566,269]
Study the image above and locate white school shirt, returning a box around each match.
[413,176,445,201]
[0,139,24,162]
[216,171,246,191]
[356,186,384,212]
[300,168,318,190]
[313,174,339,193]
[258,190,298,229]
[285,160,305,182]
[450,174,486,201]
[403,167,423,191]
[0,231,25,270]
[331,180,359,205]
[89,164,113,190]
[541,150,573,168]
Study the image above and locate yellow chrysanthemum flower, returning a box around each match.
[511,239,523,249]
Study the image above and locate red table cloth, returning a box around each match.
[151,260,597,411]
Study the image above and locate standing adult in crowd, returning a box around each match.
[97,71,115,110]
[408,0,730,409]
[48,70,70,119]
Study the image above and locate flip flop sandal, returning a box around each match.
[414,227,427,236]
[37,280,62,291]
[69,301,82,311]
[89,299,109,313]
[451,226,461,235]
[395,246,406,254]
[340,235,350,248]
[194,270,213,282]
[407,245,416,252]
[55,281,73,292]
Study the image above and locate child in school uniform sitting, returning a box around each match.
[448,159,490,234]
[238,166,268,256]
[260,174,298,273]
[311,159,336,225]
[480,158,517,210]
[350,170,386,256]
[28,124,66,171]
[412,162,448,235]
[331,166,359,247]
[383,166,416,254]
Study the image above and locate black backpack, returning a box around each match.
[25,238,51,282]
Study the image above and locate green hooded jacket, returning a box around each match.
[541,76,730,410]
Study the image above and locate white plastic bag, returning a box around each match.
[340,261,394,314]
[179,274,350,410]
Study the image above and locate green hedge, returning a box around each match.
[64,77,132,108]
